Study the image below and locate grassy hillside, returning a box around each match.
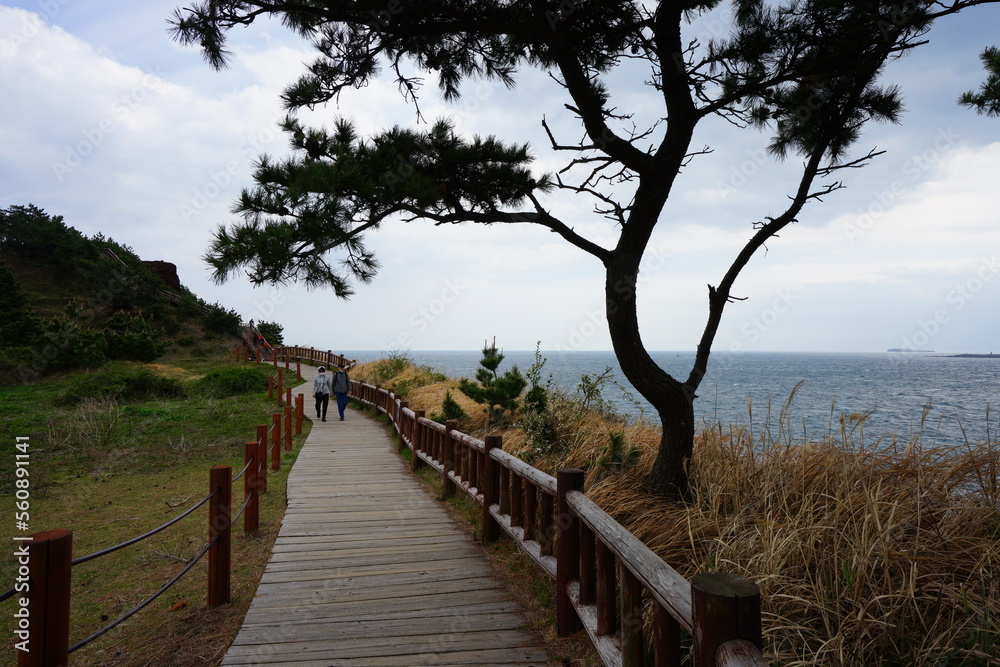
[0,205,307,664]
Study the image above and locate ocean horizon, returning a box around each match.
[336,349,998,449]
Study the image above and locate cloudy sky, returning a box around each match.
[2,1,999,356]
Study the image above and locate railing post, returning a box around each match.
[296,358,301,379]
[208,465,231,608]
[556,468,584,636]
[481,435,502,544]
[244,442,258,535]
[276,369,284,406]
[284,405,293,451]
[411,410,426,472]
[256,424,268,494]
[271,413,281,471]
[285,387,292,409]
[441,420,457,500]
[653,600,682,666]
[511,472,524,529]
[621,564,644,667]
[597,540,616,635]
[18,529,72,666]
[398,401,409,450]
[295,394,304,435]
[284,354,290,370]
[691,573,763,667]
[579,522,595,605]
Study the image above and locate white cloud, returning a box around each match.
[1,3,998,355]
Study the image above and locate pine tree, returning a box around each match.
[457,338,526,428]
[960,46,1000,117]
[171,0,1000,498]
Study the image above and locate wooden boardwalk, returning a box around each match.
[221,368,549,666]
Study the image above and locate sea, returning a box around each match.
[342,350,999,447]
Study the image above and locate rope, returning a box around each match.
[232,458,254,482]
[71,489,216,567]
[232,492,254,525]
[0,586,17,603]
[68,536,218,653]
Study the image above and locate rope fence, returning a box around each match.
[3,346,356,666]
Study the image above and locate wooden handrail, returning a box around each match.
[349,378,768,667]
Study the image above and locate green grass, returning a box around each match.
[0,346,309,665]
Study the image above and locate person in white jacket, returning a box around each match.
[312,367,331,422]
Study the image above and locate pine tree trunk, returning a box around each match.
[605,248,695,500]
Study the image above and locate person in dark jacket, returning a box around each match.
[330,363,351,421]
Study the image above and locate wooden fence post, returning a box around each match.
[284,405,293,451]
[244,443,258,535]
[18,529,72,667]
[285,387,292,409]
[411,410,425,472]
[481,435,502,544]
[208,466,231,608]
[296,358,301,379]
[620,563,644,666]
[256,424,268,494]
[441,420,457,500]
[398,401,409,451]
[295,394,304,435]
[691,573,763,667]
[556,468,585,637]
[271,413,281,471]
[276,369,284,406]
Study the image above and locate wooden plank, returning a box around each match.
[222,365,548,665]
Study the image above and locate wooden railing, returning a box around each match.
[351,379,769,667]
[6,370,308,665]
[234,341,354,372]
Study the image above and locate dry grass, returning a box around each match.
[363,356,1000,666]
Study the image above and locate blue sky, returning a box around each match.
[2,2,999,355]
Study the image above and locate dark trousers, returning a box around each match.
[335,392,349,418]
[315,393,329,420]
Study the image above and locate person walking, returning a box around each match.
[313,366,331,422]
[331,363,351,421]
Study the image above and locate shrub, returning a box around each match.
[57,363,184,405]
[256,320,284,347]
[196,365,273,396]
[104,313,170,362]
[430,390,468,424]
[202,302,242,336]
[457,337,526,428]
